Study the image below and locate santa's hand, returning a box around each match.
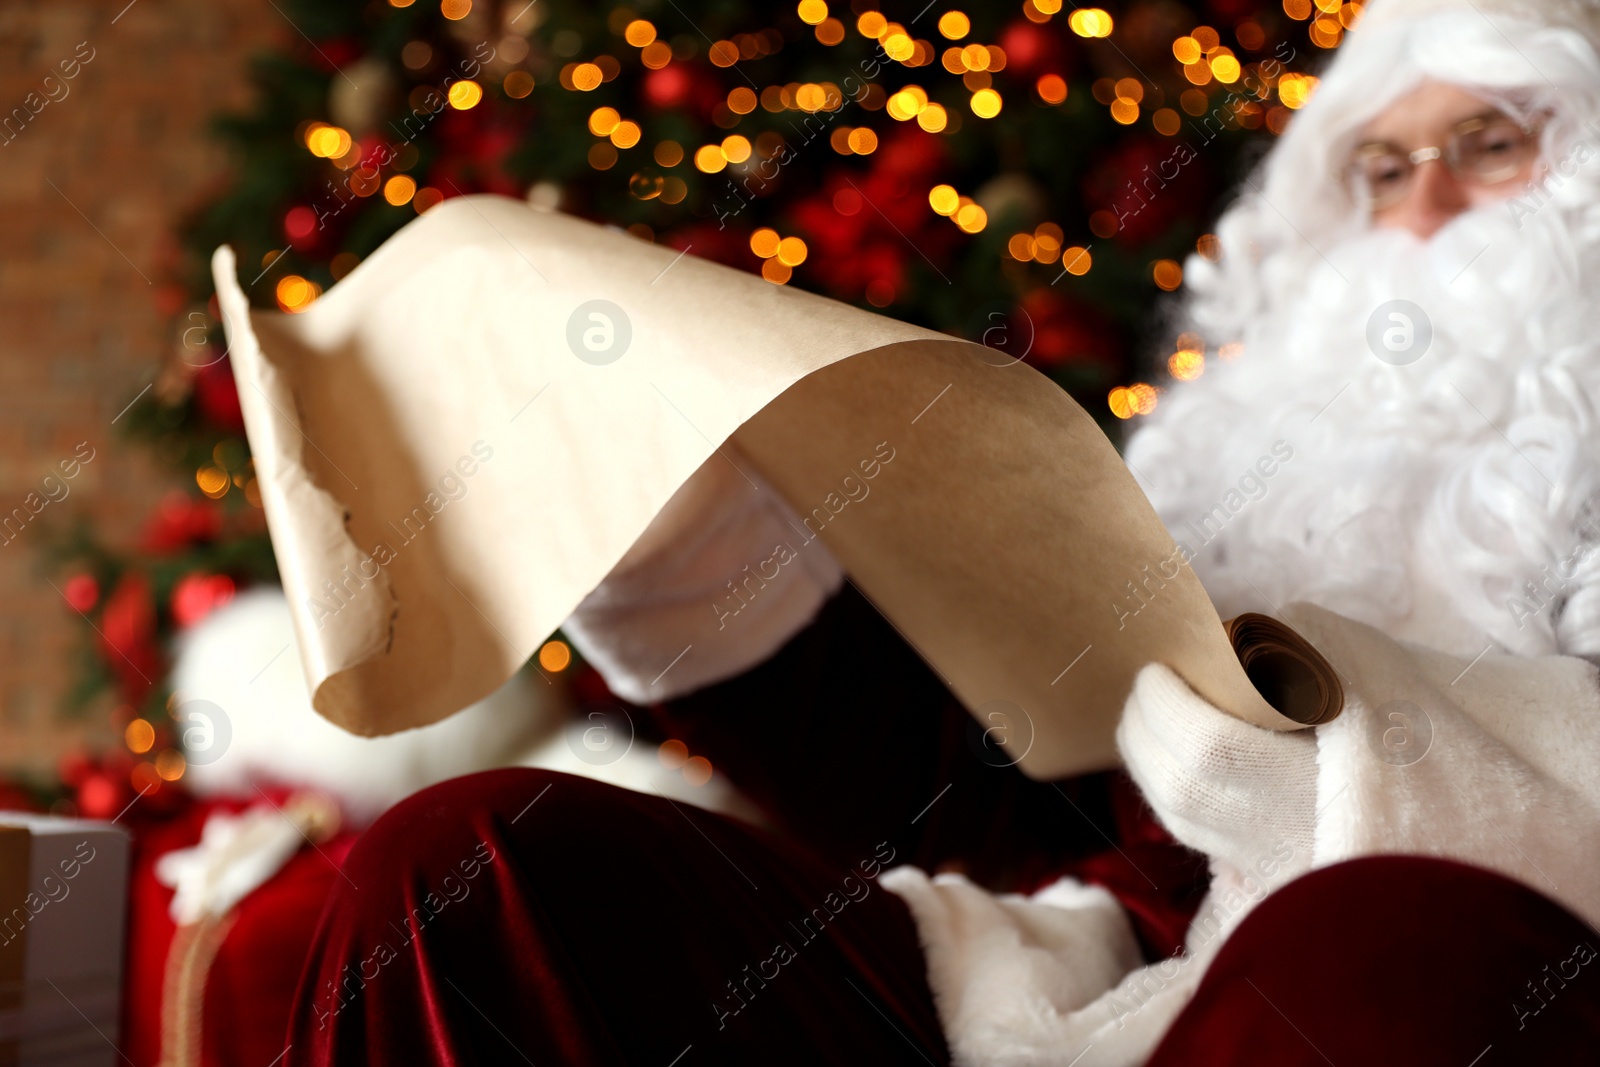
[1116,663,1316,879]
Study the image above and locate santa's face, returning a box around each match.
[1128,58,1600,663]
[1353,81,1544,238]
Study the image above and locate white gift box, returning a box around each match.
[0,814,130,1067]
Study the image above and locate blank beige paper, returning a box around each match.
[214,195,1331,779]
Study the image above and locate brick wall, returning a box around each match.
[0,0,278,775]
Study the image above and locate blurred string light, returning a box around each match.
[750,227,808,284]
[538,639,572,672]
[1068,8,1114,38]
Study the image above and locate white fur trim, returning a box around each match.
[171,588,556,826]
[562,450,843,704]
[881,866,1165,1066]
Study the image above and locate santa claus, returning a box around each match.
[279,1,1600,1064]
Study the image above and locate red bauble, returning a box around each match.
[194,357,246,432]
[1018,288,1123,372]
[64,573,99,613]
[141,491,222,555]
[98,572,161,703]
[999,20,1066,77]
[76,772,122,821]
[643,65,694,109]
[171,573,237,629]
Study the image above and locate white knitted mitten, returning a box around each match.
[1116,663,1317,881]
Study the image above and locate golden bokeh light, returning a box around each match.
[683,756,713,787]
[1152,259,1184,290]
[1173,36,1202,64]
[440,0,471,19]
[797,0,829,25]
[275,275,318,313]
[1210,54,1241,83]
[624,19,657,46]
[504,71,534,98]
[610,120,641,148]
[847,127,879,153]
[305,124,352,159]
[1007,233,1036,261]
[917,102,948,132]
[882,31,915,61]
[776,236,808,266]
[938,11,970,39]
[1069,8,1113,37]
[1169,348,1204,379]
[156,750,187,782]
[721,134,752,162]
[654,140,683,166]
[750,228,781,258]
[383,174,417,205]
[1279,73,1318,108]
[571,63,603,90]
[955,202,987,233]
[125,718,155,755]
[1108,387,1135,419]
[970,88,1002,118]
[928,184,960,215]
[1036,74,1067,104]
[694,144,727,172]
[448,79,483,109]
[589,106,621,136]
[538,639,572,672]
[1061,246,1092,275]
[761,257,793,284]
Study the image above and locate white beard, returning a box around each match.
[1126,188,1600,661]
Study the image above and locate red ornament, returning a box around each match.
[194,357,245,432]
[171,573,237,629]
[284,205,319,251]
[76,772,122,821]
[63,573,99,613]
[141,491,222,554]
[998,20,1065,77]
[643,65,694,110]
[98,572,161,703]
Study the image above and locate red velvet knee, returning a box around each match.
[287,768,948,1066]
[1148,855,1600,1065]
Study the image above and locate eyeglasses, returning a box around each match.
[1342,110,1542,212]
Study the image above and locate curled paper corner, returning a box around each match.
[211,246,399,730]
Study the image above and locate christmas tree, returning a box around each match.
[40,0,1347,815]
